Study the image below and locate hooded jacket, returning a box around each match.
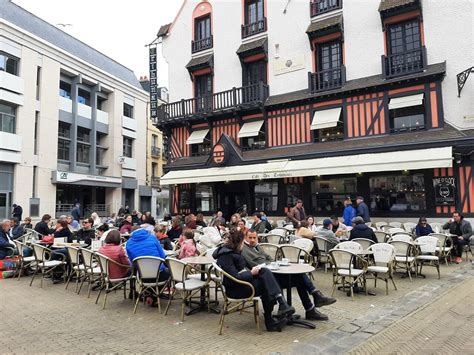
[125,228,166,269]
[349,223,377,243]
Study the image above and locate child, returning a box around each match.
[179,229,198,259]
[154,223,173,251]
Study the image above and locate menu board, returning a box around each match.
[433,177,456,205]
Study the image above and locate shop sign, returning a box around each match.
[54,171,122,185]
[149,45,159,120]
[433,177,456,205]
[212,143,228,165]
[251,171,294,180]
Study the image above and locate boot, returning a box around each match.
[264,315,286,332]
[305,308,328,321]
[313,290,337,308]
[277,302,295,317]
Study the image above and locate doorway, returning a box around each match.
[216,181,249,220]
[0,191,11,219]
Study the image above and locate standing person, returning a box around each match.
[356,196,371,223]
[415,217,433,237]
[287,199,306,226]
[343,198,356,227]
[71,203,81,222]
[443,211,473,264]
[212,229,295,332]
[212,210,226,226]
[12,204,22,221]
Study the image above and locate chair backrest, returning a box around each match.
[388,221,402,228]
[389,240,412,257]
[279,245,304,263]
[335,241,363,253]
[167,258,188,283]
[270,228,287,237]
[316,220,324,226]
[315,236,331,253]
[80,248,96,269]
[95,252,110,278]
[90,240,102,251]
[32,243,50,262]
[25,228,42,240]
[203,246,218,257]
[368,243,395,264]
[390,234,413,243]
[417,236,438,254]
[276,220,285,228]
[428,233,449,247]
[13,240,28,256]
[66,246,81,266]
[212,262,255,300]
[374,231,390,243]
[430,222,443,233]
[351,238,375,249]
[133,256,165,282]
[375,222,388,231]
[265,234,283,244]
[365,222,372,227]
[292,238,313,253]
[403,222,417,233]
[388,227,405,235]
[329,249,354,270]
[259,243,280,260]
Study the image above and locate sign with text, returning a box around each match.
[149,45,158,120]
[433,177,456,205]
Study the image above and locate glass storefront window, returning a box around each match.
[196,184,214,212]
[311,178,356,214]
[370,174,426,212]
[255,181,278,212]
[286,184,301,208]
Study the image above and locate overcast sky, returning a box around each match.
[13,0,182,88]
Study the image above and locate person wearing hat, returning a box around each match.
[316,219,340,249]
[349,216,377,243]
[356,196,371,223]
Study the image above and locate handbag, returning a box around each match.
[42,235,54,244]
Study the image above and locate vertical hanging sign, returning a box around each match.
[149,45,158,120]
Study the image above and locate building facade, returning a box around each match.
[156,0,474,220]
[0,0,149,219]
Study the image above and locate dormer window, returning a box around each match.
[192,15,213,53]
[310,0,342,17]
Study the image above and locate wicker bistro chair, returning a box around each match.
[430,222,444,234]
[335,241,363,253]
[78,248,102,298]
[403,222,417,234]
[94,252,132,310]
[375,222,388,231]
[65,246,86,292]
[388,222,403,229]
[292,238,314,255]
[212,262,261,335]
[389,240,417,281]
[29,243,67,287]
[132,256,169,314]
[164,258,210,322]
[351,238,375,250]
[23,228,43,242]
[367,243,397,294]
[415,236,440,279]
[374,231,390,243]
[314,236,332,272]
[389,234,413,243]
[263,234,285,244]
[259,243,281,261]
[280,244,313,265]
[13,240,35,280]
[428,233,453,265]
[388,227,406,235]
[329,249,368,300]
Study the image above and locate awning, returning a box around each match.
[238,120,264,138]
[186,129,210,145]
[310,107,342,130]
[389,93,424,110]
[160,147,452,185]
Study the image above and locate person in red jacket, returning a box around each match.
[98,230,130,279]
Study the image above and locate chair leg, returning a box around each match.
[95,281,103,304]
[65,269,75,290]
[164,287,175,316]
[29,266,39,286]
[40,269,44,288]
[102,285,109,310]
[180,291,186,322]
[407,265,413,282]
[436,262,440,280]
[133,287,143,314]
[374,274,377,288]
[16,261,23,280]
[218,302,227,335]
[156,286,162,314]
[87,275,93,298]
[385,278,389,295]
[254,300,261,335]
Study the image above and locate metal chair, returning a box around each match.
[367,243,397,294]
[13,240,35,280]
[212,262,261,335]
[164,258,209,322]
[388,227,406,235]
[351,238,375,250]
[65,246,85,292]
[133,256,168,314]
[389,240,417,281]
[374,231,390,243]
[29,243,66,288]
[335,241,363,253]
[430,222,444,234]
[259,243,280,261]
[314,236,332,272]
[279,245,313,265]
[429,233,452,265]
[78,248,102,298]
[388,222,403,229]
[415,236,440,279]
[329,249,368,300]
[389,234,413,243]
[263,234,285,244]
[403,222,417,234]
[375,222,388,231]
[95,252,132,309]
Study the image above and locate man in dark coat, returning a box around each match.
[356,196,371,223]
[12,204,22,221]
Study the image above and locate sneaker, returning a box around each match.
[277,303,296,317]
[313,290,337,307]
[305,308,328,321]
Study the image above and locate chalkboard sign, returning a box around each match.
[433,177,456,205]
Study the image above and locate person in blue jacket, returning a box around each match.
[343,197,356,227]
[356,196,371,223]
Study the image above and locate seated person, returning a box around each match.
[97,224,110,242]
[119,215,133,234]
[443,211,473,264]
[154,223,173,251]
[195,213,207,228]
[349,216,378,243]
[10,218,25,240]
[295,220,316,239]
[74,218,95,246]
[317,219,340,248]
[178,229,198,259]
[20,217,33,231]
[241,231,336,321]
[98,230,130,279]
[53,219,72,240]
[34,214,54,238]
[0,220,15,260]
[237,219,248,234]
[415,217,433,237]
[227,213,240,230]
[125,227,169,280]
[185,214,197,230]
[66,215,80,232]
[213,230,295,332]
[330,215,347,236]
[250,212,267,234]
[167,217,183,242]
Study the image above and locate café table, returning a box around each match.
[180,255,220,315]
[270,262,316,329]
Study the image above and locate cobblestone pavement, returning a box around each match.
[0,261,472,354]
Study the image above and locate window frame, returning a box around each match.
[77,88,91,106]
[0,103,16,134]
[312,121,344,143]
[310,177,357,215]
[389,102,426,133]
[241,121,266,151]
[243,59,267,86]
[254,181,279,213]
[387,19,422,56]
[59,81,71,99]
[194,15,212,41]
[195,184,215,213]
[123,103,134,118]
[244,0,264,26]
[316,40,342,73]
[0,52,20,76]
[123,137,133,158]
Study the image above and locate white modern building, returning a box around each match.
[155,0,473,219]
[0,0,150,219]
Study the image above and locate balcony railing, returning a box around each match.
[151,146,161,157]
[150,177,160,187]
[241,18,267,39]
[308,65,346,93]
[382,46,427,79]
[310,0,342,17]
[191,35,213,53]
[157,82,269,122]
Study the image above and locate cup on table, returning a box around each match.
[270,261,279,269]
[281,258,290,265]
[73,239,78,243]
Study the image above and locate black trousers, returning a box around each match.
[452,237,468,257]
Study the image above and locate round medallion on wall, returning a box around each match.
[212,143,228,165]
